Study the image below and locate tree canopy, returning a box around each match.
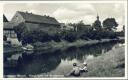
[103,18,118,31]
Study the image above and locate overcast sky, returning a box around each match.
[4,2,125,31]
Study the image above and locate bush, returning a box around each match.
[14,21,119,44]
[80,34,89,40]
[116,31,124,37]
[64,34,77,42]
[61,31,78,42]
[51,33,61,42]
[20,30,52,44]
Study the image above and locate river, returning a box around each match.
[4,40,124,77]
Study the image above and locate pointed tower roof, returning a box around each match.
[96,14,99,20]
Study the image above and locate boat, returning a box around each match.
[22,44,34,51]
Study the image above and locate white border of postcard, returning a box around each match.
[0,0,127,80]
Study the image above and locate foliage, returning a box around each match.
[103,18,118,31]
[60,31,78,42]
[13,17,120,45]
[14,22,26,42]
[76,20,85,27]
[51,33,61,42]
[22,30,52,44]
[14,23,52,44]
[116,31,124,37]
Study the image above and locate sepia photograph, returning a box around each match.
[2,1,127,79]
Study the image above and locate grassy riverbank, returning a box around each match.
[81,45,125,77]
[4,38,123,56]
[34,39,121,52]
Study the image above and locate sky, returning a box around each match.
[3,2,126,31]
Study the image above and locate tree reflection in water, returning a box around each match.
[60,41,118,61]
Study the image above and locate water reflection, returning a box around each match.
[4,41,123,76]
[16,51,61,75]
[60,42,117,61]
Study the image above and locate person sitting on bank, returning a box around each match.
[80,62,88,72]
[65,62,88,77]
[69,63,81,77]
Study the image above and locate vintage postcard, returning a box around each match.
[0,0,127,79]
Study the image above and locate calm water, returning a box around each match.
[4,41,124,77]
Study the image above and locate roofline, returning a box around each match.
[25,21,60,26]
[16,11,60,25]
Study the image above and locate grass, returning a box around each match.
[81,45,125,77]
[49,39,118,51]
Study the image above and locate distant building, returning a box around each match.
[3,15,21,46]
[93,14,102,30]
[72,20,92,32]
[60,23,74,31]
[60,21,92,32]
[76,24,92,32]
[11,11,60,34]
[4,22,17,38]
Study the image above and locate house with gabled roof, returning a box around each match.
[11,11,60,25]
[3,15,17,39]
[11,11,60,34]
[3,15,21,46]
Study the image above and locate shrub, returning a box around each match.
[62,31,78,42]
[51,33,61,42]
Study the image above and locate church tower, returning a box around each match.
[97,14,99,21]
[93,14,102,30]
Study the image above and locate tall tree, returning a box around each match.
[103,18,118,31]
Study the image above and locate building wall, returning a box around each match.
[11,12,25,24]
[24,22,60,34]
[4,30,17,38]
[25,23,40,31]
[77,25,92,32]
[4,30,21,46]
